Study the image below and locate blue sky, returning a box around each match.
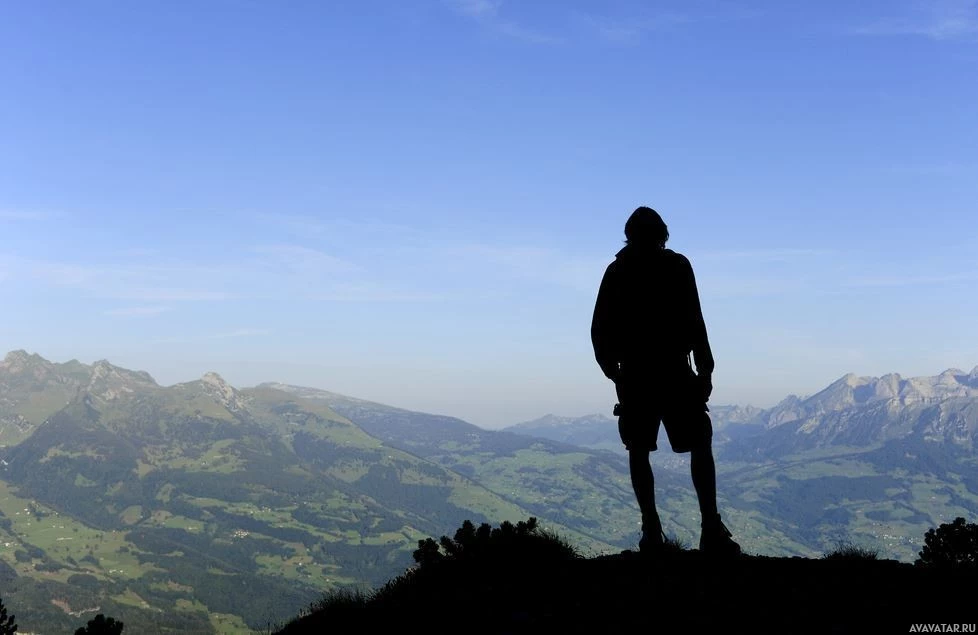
[2,0,977,428]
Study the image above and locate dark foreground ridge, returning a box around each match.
[276,519,977,635]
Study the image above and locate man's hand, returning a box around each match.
[698,373,713,402]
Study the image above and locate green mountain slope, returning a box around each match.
[262,383,780,556]
[0,353,580,633]
[4,351,977,631]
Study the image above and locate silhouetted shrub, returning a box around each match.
[277,518,579,634]
[663,535,690,553]
[74,614,123,635]
[412,517,577,568]
[823,540,879,561]
[916,517,978,569]
[304,587,370,617]
[0,596,16,635]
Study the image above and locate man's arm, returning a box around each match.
[591,264,620,382]
[684,257,715,379]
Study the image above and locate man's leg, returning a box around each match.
[689,445,718,522]
[629,448,657,521]
[690,444,740,555]
[628,448,662,550]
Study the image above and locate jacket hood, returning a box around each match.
[615,244,673,261]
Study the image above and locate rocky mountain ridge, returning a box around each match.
[0,350,248,445]
[507,367,978,454]
[759,367,978,429]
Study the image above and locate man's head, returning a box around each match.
[624,206,669,249]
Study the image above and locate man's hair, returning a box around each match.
[624,206,669,248]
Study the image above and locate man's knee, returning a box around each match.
[690,445,713,457]
[689,444,715,466]
[628,448,651,463]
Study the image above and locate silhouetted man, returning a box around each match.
[591,206,740,556]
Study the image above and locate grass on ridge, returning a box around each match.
[822,540,880,561]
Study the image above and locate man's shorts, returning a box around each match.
[614,367,713,453]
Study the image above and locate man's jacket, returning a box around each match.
[590,243,714,381]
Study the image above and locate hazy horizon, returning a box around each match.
[3,1,976,429]
[6,347,978,430]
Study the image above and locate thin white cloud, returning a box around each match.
[12,256,239,302]
[31,261,97,286]
[494,22,561,44]
[570,4,761,45]
[447,243,608,292]
[253,244,361,276]
[106,288,236,302]
[450,0,500,19]
[312,287,445,302]
[852,0,978,40]
[104,306,172,317]
[214,328,270,338]
[5,243,435,305]
[752,328,870,367]
[0,209,58,221]
[570,10,691,45]
[253,213,428,238]
[63,231,376,300]
[699,277,801,298]
[691,248,837,298]
[446,0,560,44]
[252,212,329,235]
[152,328,270,344]
[120,247,161,258]
[694,248,834,262]
[885,161,978,176]
[844,271,978,287]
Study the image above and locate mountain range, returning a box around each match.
[1,350,977,633]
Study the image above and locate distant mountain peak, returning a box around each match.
[756,365,978,433]
[202,370,228,384]
[937,368,965,385]
[200,371,243,411]
[86,358,158,401]
[4,349,32,362]
[511,413,615,430]
[2,349,49,370]
[90,358,117,378]
[835,372,872,388]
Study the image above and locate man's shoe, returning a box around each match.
[699,514,741,557]
[639,528,665,554]
[639,516,665,554]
